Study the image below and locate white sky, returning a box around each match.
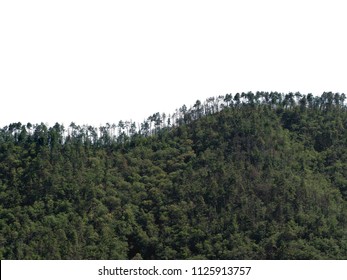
[1,0,346,127]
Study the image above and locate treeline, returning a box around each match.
[2,91,345,145]
[0,92,346,259]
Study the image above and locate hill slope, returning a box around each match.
[0,92,346,259]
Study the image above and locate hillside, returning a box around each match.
[0,92,346,259]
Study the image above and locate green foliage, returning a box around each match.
[0,92,347,259]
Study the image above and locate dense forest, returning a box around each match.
[0,91,346,259]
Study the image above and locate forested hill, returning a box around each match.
[1,92,347,259]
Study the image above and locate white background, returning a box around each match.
[2,260,347,280]
[1,0,346,127]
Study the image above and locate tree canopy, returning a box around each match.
[0,92,346,259]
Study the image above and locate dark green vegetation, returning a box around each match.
[1,92,347,259]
